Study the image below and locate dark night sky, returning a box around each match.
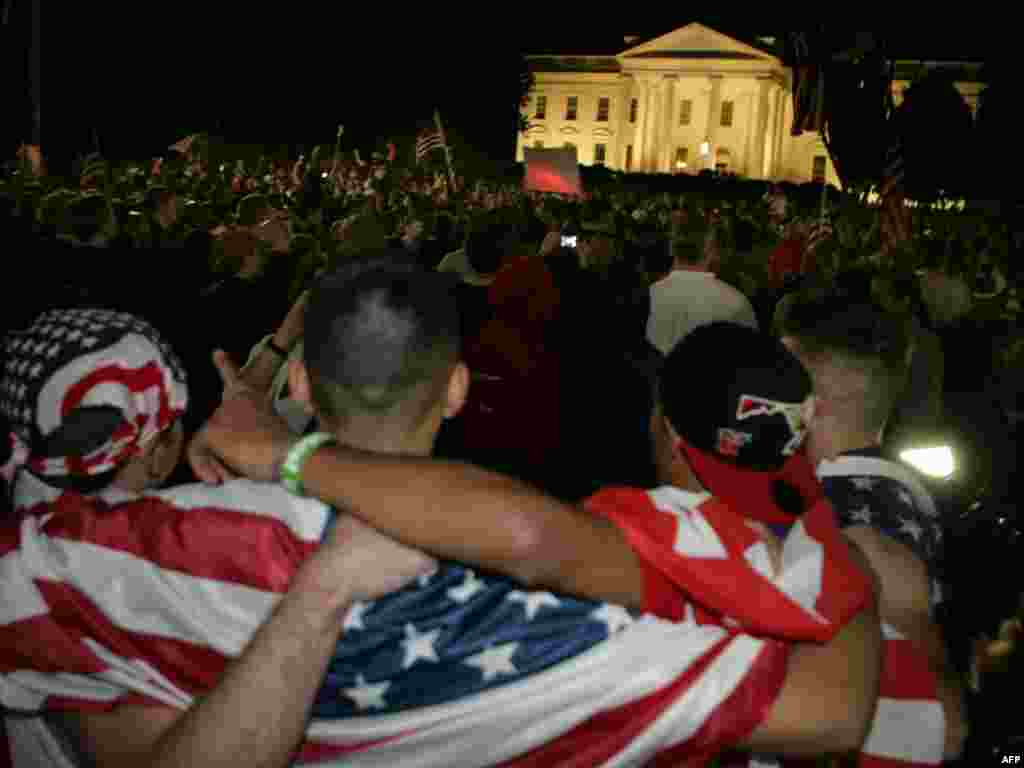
[34,11,1002,167]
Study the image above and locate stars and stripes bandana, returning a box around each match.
[1,309,187,486]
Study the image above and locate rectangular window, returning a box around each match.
[675,147,688,169]
[625,144,633,171]
[594,143,607,164]
[629,98,638,123]
[564,142,576,150]
[566,96,578,121]
[596,97,610,122]
[812,155,827,182]
[720,100,734,127]
[533,140,544,149]
[679,99,692,126]
[534,95,547,120]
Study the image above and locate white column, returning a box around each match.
[616,77,632,171]
[644,78,662,172]
[635,78,651,170]
[774,84,788,178]
[662,76,677,173]
[751,78,772,179]
[705,75,723,170]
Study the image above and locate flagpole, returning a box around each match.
[434,109,457,193]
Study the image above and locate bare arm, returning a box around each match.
[843,525,967,760]
[740,536,884,755]
[65,515,433,768]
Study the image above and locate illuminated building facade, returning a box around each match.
[517,23,983,185]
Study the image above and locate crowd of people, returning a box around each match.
[0,140,1021,766]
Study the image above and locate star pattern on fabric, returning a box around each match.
[343,601,368,632]
[401,623,442,669]
[850,505,874,525]
[507,591,561,621]
[851,477,877,491]
[464,643,519,682]
[447,570,486,603]
[896,489,914,508]
[590,604,634,635]
[899,518,923,542]
[342,674,390,711]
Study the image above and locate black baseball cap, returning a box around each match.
[658,322,822,525]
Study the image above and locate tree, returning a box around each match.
[895,69,975,203]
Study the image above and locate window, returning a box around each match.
[629,98,638,123]
[720,100,734,127]
[716,148,731,173]
[534,95,547,120]
[625,144,633,171]
[812,155,827,182]
[674,147,689,169]
[564,142,576,150]
[679,99,692,126]
[594,143,607,164]
[533,140,544,149]
[597,97,610,122]
[566,96,578,121]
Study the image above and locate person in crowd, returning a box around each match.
[1,260,884,766]
[778,290,967,760]
[766,217,809,291]
[646,235,758,356]
[0,306,433,767]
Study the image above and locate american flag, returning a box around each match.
[0,472,941,766]
[787,32,826,136]
[415,128,445,164]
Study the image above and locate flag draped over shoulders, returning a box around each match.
[585,486,945,768]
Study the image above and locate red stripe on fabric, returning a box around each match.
[1,580,231,701]
[494,635,735,768]
[60,361,171,476]
[38,491,318,593]
[294,731,416,764]
[0,522,20,558]
[648,639,791,767]
[878,638,939,702]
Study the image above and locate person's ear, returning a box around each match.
[288,358,315,414]
[443,362,470,420]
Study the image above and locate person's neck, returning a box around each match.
[672,261,712,273]
[324,420,435,458]
[828,428,882,460]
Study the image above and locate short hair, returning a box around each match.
[780,290,909,434]
[670,237,703,265]
[303,251,460,432]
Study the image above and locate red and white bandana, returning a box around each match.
[1,309,187,484]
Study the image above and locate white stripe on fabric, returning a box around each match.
[82,639,193,709]
[304,616,731,768]
[18,527,279,655]
[608,634,767,765]
[0,676,47,712]
[882,622,905,641]
[35,334,183,438]
[5,670,121,705]
[774,519,827,623]
[816,456,938,520]
[149,479,331,544]
[6,717,79,768]
[861,697,945,764]
[647,488,728,559]
[0,547,49,624]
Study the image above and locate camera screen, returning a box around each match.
[561,235,577,248]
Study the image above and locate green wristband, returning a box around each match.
[279,432,335,496]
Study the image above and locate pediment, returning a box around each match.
[592,127,612,138]
[619,23,777,63]
[560,126,580,135]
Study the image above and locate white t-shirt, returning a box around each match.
[646,270,758,355]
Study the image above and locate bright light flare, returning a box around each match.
[900,446,955,479]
